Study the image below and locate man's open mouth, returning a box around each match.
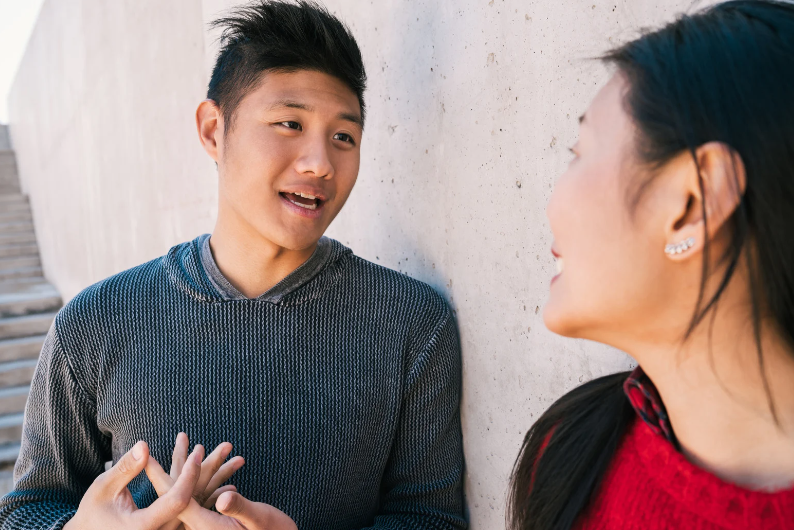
[280,192,323,211]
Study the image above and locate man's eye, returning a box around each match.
[279,121,302,131]
[334,133,355,145]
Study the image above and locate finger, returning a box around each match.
[155,520,183,530]
[101,441,150,494]
[170,432,189,480]
[177,498,229,528]
[145,455,176,496]
[202,485,236,510]
[133,446,204,529]
[203,456,245,495]
[195,442,232,495]
[216,491,259,525]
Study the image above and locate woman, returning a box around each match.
[509,1,794,529]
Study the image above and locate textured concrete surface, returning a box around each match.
[8,0,216,301]
[13,0,716,527]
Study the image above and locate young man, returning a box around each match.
[0,2,465,529]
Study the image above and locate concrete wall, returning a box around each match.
[12,0,715,527]
[8,0,216,300]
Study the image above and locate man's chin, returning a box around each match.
[268,229,326,252]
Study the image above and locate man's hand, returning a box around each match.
[63,441,202,530]
[172,432,245,508]
[213,491,299,530]
[156,433,246,530]
[146,456,298,530]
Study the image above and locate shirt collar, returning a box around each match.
[623,366,678,446]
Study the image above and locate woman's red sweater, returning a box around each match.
[575,416,794,529]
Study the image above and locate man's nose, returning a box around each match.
[294,134,334,179]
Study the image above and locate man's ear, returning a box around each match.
[196,100,223,163]
[663,142,747,262]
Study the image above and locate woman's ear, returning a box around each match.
[663,142,746,262]
[196,100,223,163]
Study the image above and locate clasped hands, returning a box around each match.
[64,433,297,530]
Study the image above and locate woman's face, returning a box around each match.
[545,74,678,347]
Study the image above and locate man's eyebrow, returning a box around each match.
[267,99,362,127]
[338,112,363,128]
[267,99,314,112]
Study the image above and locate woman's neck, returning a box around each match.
[635,297,794,491]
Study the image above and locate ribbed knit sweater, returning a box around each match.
[576,415,794,529]
[0,235,466,530]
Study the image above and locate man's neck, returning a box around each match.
[209,215,318,299]
[632,301,794,491]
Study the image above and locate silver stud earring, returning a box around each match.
[665,237,695,256]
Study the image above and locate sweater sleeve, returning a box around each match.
[0,321,110,529]
[363,305,467,530]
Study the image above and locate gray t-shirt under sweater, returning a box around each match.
[0,235,466,530]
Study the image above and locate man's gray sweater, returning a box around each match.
[0,235,466,530]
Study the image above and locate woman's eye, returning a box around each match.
[279,121,302,131]
[334,133,355,145]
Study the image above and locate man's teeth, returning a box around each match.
[297,192,316,200]
[287,195,318,210]
[555,257,564,275]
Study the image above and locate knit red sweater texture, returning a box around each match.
[575,417,794,529]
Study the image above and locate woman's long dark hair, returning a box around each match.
[508,2,794,529]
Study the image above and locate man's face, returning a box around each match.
[211,70,363,251]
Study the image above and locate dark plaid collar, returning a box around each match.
[623,367,678,447]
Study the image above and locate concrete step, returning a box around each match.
[0,221,33,234]
[0,211,31,224]
[0,266,42,282]
[0,255,39,271]
[0,151,18,179]
[0,335,46,363]
[0,470,13,496]
[0,256,39,272]
[0,284,60,318]
[0,360,36,388]
[0,231,35,246]
[0,243,38,259]
[0,277,44,289]
[0,444,19,466]
[0,386,30,415]
[0,414,23,446]
[0,126,10,151]
[0,313,55,341]
[0,199,31,214]
[0,194,25,204]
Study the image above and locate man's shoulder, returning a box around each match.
[57,245,184,332]
[66,256,166,307]
[340,251,451,322]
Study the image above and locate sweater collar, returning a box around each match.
[625,368,794,528]
[630,418,794,529]
[198,234,334,303]
[164,234,349,304]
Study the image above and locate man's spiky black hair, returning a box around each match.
[207,0,367,131]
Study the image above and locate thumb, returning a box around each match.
[103,441,149,493]
[216,491,257,523]
[217,493,298,530]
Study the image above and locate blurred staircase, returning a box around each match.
[0,125,62,487]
